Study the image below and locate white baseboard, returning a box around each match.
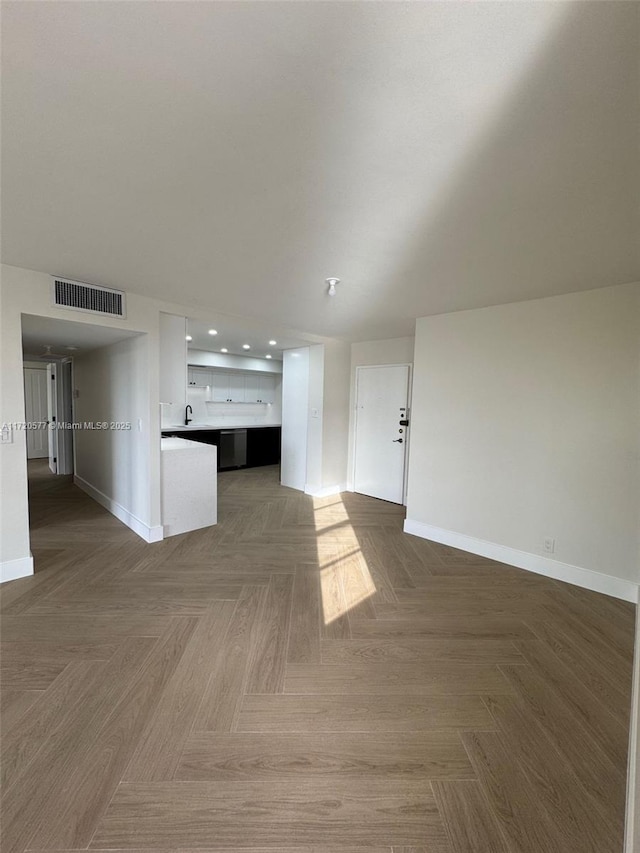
[0,555,34,583]
[625,618,640,852]
[74,475,163,544]
[403,519,639,603]
[305,482,348,498]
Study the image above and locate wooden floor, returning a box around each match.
[1,459,636,853]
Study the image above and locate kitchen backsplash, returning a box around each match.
[161,385,282,428]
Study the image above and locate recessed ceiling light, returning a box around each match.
[185,335,193,341]
[208,329,218,335]
[269,340,277,346]
[242,344,251,350]
[220,348,228,353]
[265,354,272,359]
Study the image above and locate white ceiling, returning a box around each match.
[22,314,140,359]
[3,2,638,342]
[186,315,317,360]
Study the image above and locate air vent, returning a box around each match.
[51,277,126,318]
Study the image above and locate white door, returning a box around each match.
[46,363,57,473]
[23,368,49,458]
[354,364,410,504]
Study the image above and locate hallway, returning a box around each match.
[0,461,635,852]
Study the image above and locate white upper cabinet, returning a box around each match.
[228,373,246,403]
[189,366,279,403]
[233,373,275,403]
[211,371,230,401]
[244,374,261,403]
[160,313,187,405]
[188,367,213,388]
[210,371,245,402]
[258,374,276,403]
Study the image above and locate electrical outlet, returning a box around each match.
[543,537,555,554]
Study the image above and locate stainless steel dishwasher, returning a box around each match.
[219,429,247,469]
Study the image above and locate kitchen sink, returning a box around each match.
[167,423,211,429]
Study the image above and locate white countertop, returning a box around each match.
[162,423,281,432]
[161,437,218,452]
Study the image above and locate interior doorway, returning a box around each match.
[20,312,145,575]
[23,364,49,459]
[353,364,411,504]
[45,360,74,474]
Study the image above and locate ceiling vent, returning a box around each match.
[51,277,126,318]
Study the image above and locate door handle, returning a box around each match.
[393,438,403,443]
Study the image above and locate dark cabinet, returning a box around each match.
[163,429,220,450]
[247,427,281,468]
[162,427,280,472]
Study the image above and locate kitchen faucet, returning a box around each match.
[184,405,193,426]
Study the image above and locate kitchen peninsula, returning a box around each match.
[160,436,217,536]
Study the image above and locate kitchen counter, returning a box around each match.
[161,436,212,450]
[161,425,281,472]
[163,423,281,431]
[161,437,217,536]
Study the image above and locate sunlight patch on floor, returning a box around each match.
[315,496,377,625]
[312,496,350,532]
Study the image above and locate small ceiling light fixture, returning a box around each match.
[269,340,277,346]
[208,329,218,336]
[242,344,251,350]
[185,335,193,342]
[265,354,272,359]
[220,348,228,353]
[326,277,340,296]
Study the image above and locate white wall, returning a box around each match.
[348,336,415,490]
[280,342,350,496]
[305,345,324,494]
[73,334,161,542]
[280,347,310,491]
[405,283,640,600]
[322,340,351,492]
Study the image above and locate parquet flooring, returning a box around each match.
[0,459,636,852]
